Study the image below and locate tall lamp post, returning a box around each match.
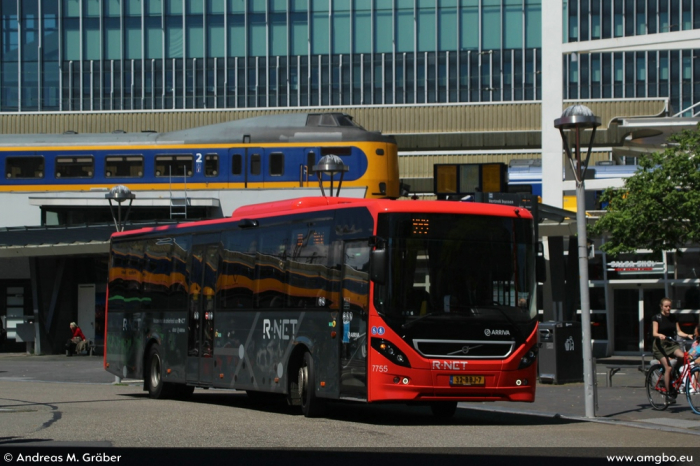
[313,154,348,197]
[554,105,600,419]
[106,185,135,232]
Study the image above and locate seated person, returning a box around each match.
[65,322,86,356]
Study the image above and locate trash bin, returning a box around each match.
[538,321,583,384]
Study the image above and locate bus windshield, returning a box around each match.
[374,212,537,330]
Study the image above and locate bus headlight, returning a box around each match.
[518,344,539,369]
[371,338,411,368]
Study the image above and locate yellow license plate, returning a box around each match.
[450,375,485,386]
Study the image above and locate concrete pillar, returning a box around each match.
[541,1,564,208]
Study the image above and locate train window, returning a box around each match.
[55,156,94,178]
[250,154,261,175]
[336,115,360,127]
[155,155,193,177]
[307,152,315,178]
[232,154,242,175]
[269,152,284,176]
[319,114,337,126]
[6,156,44,179]
[105,156,143,178]
[321,147,352,157]
[205,154,218,177]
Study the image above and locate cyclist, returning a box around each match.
[652,297,692,402]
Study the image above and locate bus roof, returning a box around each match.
[111,197,533,240]
[231,196,533,219]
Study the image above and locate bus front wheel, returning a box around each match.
[298,352,326,417]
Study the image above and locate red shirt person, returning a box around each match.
[65,322,86,356]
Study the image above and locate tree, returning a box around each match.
[590,124,700,256]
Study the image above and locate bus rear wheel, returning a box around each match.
[146,344,168,399]
[430,401,458,419]
[298,352,326,417]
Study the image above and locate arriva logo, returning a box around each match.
[484,329,510,337]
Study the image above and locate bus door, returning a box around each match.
[186,236,220,385]
[339,241,370,399]
[246,147,264,188]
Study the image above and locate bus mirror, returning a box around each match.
[370,249,387,284]
[370,235,386,249]
[239,219,259,228]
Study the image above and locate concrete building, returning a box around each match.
[0,1,699,356]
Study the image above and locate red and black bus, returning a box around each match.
[105,196,539,418]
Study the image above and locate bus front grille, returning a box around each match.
[412,339,514,359]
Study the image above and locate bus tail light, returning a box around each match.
[518,344,539,369]
[371,338,411,368]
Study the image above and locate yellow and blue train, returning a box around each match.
[0,113,399,200]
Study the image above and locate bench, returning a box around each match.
[604,366,621,386]
[603,354,650,387]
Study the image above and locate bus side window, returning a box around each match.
[255,225,288,309]
[289,223,331,308]
[218,229,256,310]
[170,236,190,310]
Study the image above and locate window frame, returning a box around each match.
[55,155,95,179]
[5,155,45,179]
[105,155,144,178]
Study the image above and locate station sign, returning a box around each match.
[607,260,665,274]
[433,163,507,198]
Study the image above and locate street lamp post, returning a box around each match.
[106,185,135,232]
[554,105,600,419]
[312,154,348,197]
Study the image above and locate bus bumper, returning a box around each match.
[368,362,537,403]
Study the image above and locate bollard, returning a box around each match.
[592,357,598,414]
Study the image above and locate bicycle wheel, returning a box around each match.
[646,364,669,411]
[686,366,700,415]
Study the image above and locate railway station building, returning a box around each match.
[0,1,699,357]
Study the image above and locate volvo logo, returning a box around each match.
[448,345,482,355]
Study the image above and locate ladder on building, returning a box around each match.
[169,166,189,219]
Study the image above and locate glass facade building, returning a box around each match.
[0,0,697,113]
[565,0,700,114]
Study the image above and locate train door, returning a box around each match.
[246,147,265,187]
[266,147,303,187]
[303,149,318,188]
[186,235,220,385]
[229,149,245,187]
[339,240,370,399]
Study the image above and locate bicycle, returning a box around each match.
[646,338,700,412]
